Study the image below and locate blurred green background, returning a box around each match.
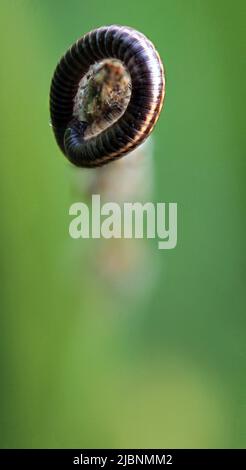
[0,0,245,449]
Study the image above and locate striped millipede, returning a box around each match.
[50,25,165,168]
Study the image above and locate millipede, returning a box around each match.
[50,25,165,168]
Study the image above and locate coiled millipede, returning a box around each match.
[50,25,165,168]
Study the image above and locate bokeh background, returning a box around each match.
[0,0,245,448]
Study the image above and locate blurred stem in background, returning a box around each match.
[67,54,159,299]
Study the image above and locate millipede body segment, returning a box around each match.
[50,25,165,168]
